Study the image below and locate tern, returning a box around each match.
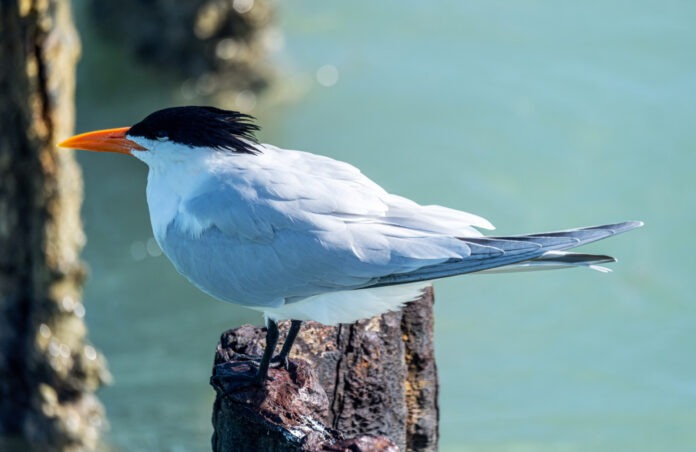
[60,106,642,384]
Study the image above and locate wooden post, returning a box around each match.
[0,0,109,449]
[87,0,274,99]
[211,288,439,451]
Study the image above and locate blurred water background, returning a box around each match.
[68,0,695,450]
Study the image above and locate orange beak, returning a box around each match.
[58,127,147,154]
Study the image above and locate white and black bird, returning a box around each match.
[60,106,642,383]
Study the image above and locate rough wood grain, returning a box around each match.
[212,288,439,451]
[0,1,108,449]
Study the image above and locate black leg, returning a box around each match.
[254,318,280,383]
[272,320,302,370]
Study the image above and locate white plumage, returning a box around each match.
[132,140,491,323]
[128,138,639,325]
[58,105,642,382]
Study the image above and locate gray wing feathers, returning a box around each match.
[369,221,643,287]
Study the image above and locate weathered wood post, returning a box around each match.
[0,0,109,449]
[211,287,439,451]
[87,0,274,103]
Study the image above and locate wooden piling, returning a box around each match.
[211,287,439,451]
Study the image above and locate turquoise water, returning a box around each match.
[70,1,695,450]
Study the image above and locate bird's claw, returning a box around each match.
[232,352,290,371]
[212,361,274,390]
[231,352,261,362]
[270,355,291,371]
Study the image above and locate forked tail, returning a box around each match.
[370,221,643,287]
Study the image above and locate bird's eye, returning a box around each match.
[155,131,169,142]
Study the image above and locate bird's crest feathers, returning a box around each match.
[127,106,261,154]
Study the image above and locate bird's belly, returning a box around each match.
[157,224,368,309]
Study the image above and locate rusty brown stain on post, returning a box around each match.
[401,286,439,451]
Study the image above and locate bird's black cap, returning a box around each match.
[127,106,261,154]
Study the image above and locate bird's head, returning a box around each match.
[59,106,261,162]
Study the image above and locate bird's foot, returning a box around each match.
[231,352,291,371]
[270,354,292,371]
[211,361,272,391]
[230,352,261,363]
[212,373,271,391]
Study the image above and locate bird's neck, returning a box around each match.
[144,157,210,244]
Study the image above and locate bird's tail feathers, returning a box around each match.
[370,221,642,287]
[477,251,616,274]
